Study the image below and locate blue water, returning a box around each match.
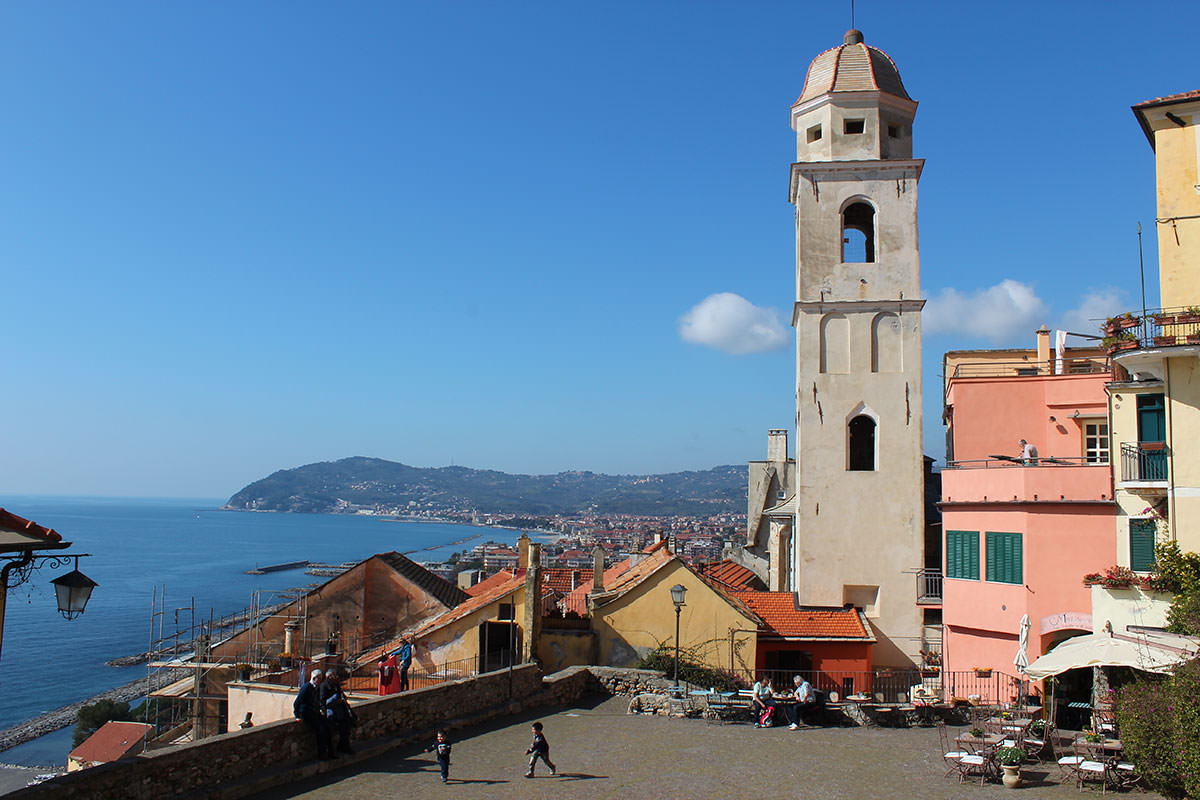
[0,495,523,765]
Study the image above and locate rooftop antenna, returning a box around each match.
[851,0,855,29]
[1138,222,1148,323]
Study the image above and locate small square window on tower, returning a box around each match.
[844,118,865,135]
[806,124,822,143]
[887,124,901,138]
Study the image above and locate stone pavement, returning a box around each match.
[252,696,1164,800]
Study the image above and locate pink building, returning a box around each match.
[940,329,1115,688]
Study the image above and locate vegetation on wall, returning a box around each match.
[637,641,742,691]
[1114,658,1200,798]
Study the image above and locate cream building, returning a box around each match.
[786,30,928,667]
[1109,91,1200,585]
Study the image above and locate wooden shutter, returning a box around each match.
[947,531,978,580]
[1130,520,1156,572]
[986,532,1022,584]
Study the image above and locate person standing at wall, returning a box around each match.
[293,668,332,760]
[395,635,414,692]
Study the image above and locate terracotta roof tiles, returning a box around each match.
[700,560,767,592]
[730,592,873,640]
[68,721,152,765]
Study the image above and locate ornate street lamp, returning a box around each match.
[670,583,687,690]
[51,556,98,619]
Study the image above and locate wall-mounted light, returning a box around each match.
[1049,416,1057,422]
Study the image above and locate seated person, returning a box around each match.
[752,676,776,727]
[788,675,817,729]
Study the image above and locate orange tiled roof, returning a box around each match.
[730,592,873,640]
[0,508,65,546]
[542,568,587,594]
[700,560,767,592]
[68,721,152,764]
[1132,89,1200,144]
[413,574,524,637]
[465,568,523,596]
[563,558,630,616]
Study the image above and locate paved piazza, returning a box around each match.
[255,696,1164,800]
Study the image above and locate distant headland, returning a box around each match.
[224,456,747,517]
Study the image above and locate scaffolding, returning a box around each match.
[142,584,309,747]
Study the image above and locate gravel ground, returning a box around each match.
[253,696,1164,800]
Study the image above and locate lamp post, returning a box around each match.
[670,583,687,690]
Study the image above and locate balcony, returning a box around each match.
[947,357,1107,380]
[1105,307,1200,380]
[1119,442,1168,489]
[917,569,942,604]
[942,458,1112,504]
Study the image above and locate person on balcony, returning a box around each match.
[1019,439,1039,465]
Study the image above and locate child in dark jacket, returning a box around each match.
[426,730,452,783]
[524,721,556,777]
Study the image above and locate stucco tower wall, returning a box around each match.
[788,32,926,668]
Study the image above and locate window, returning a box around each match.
[986,532,1023,584]
[887,124,900,138]
[807,124,822,143]
[844,118,865,134]
[842,201,875,263]
[1136,394,1167,479]
[1130,519,1156,572]
[946,531,979,580]
[1084,421,1109,464]
[848,415,876,471]
[498,602,514,621]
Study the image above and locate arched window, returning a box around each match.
[842,201,875,264]
[848,415,876,471]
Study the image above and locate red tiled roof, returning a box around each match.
[0,508,64,545]
[465,569,522,596]
[68,721,152,764]
[1132,89,1200,145]
[542,568,587,594]
[701,560,767,592]
[730,592,873,640]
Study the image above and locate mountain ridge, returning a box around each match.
[224,456,747,516]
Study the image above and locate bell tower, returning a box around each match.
[788,30,926,667]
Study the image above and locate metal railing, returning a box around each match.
[944,456,1098,469]
[1120,442,1168,482]
[917,569,943,603]
[738,668,1028,707]
[347,654,480,693]
[949,358,1107,379]
[1103,306,1200,351]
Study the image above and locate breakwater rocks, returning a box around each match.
[0,670,188,753]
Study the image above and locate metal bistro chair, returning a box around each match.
[1070,736,1110,794]
[1050,730,1085,784]
[1022,720,1052,761]
[936,721,973,782]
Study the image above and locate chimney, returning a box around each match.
[592,546,605,592]
[522,543,542,663]
[767,429,788,463]
[1036,326,1050,368]
[653,531,663,547]
[517,533,531,569]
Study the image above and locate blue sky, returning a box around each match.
[1,1,1195,498]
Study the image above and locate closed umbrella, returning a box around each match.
[1014,614,1030,674]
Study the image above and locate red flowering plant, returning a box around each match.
[1082,565,1144,589]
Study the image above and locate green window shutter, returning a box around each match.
[1130,520,1157,572]
[986,532,1022,584]
[947,531,979,580]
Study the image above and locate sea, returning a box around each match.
[0,495,537,767]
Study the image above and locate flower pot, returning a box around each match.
[920,669,939,678]
[1176,314,1200,325]
[1188,334,1200,345]
[1001,764,1022,788]
[1153,314,1177,326]
[974,669,992,678]
[1154,335,1177,347]
[1106,340,1138,355]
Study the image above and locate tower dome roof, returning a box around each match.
[795,30,911,107]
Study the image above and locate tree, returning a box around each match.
[74,699,134,746]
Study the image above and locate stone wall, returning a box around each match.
[586,666,685,696]
[11,665,551,800]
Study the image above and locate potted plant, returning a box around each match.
[996,745,1025,788]
[969,726,985,738]
[1102,331,1138,354]
[974,667,993,677]
[1188,333,1200,345]
[1103,313,1140,334]
[1152,312,1177,326]
[920,666,940,677]
[1154,334,1177,347]
[235,663,253,681]
[1177,306,1200,324]
[1085,731,1103,743]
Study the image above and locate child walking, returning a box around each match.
[427,729,452,784]
[524,721,556,777]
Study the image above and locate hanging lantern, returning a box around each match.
[51,565,98,620]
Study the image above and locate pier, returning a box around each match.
[244,560,310,575]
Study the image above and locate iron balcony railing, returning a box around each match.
[917,569,943,603]
[736,668,1029,707]
[1103,305,1200,353]
[1120,442,1168,482]
[949,358,1107,379]
[944,456,1100,470]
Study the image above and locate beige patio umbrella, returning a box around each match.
[1014,614,1030,674]
[1024,627,1199,679]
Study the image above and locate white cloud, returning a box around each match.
[923,280,1048,344]
[679,292,790,355]
[1057,287,1129,335]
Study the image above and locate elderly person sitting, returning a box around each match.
[787,675,817,729]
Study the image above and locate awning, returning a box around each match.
[1024,629,1200,679]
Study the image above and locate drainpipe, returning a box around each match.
[1166,359,1177,540]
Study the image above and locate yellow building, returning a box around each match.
[1101,90,1200,631]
